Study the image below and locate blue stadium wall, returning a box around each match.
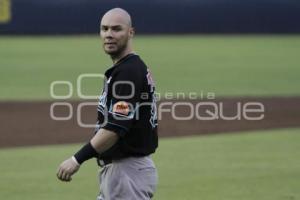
[0,0,299,34]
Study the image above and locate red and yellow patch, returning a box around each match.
[113,101,130,115]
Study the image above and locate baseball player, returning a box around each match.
[56,8,159,200]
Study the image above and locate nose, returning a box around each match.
[104,28,114,39]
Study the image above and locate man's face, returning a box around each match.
[100,15,133,56]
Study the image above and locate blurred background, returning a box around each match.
[0,0,300,200]
[1,0,300,34]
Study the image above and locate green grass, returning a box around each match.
[0,35,300,100]
[0,128,299,200]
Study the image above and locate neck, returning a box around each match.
[111,47,133,64]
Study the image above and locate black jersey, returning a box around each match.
[96,54,158,160]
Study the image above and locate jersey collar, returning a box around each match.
[105,53,138,75]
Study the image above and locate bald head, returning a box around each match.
[100,8,134,62]
[101,8,132,28]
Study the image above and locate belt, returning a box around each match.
[97,158,112,167]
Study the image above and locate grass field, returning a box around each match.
[1,35,299,200]
[0,128,299,200]
[1,35,300,100]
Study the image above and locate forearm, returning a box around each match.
[90,128,119,154]
[74,128,119,165]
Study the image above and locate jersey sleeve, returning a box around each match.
[102,66,143,137]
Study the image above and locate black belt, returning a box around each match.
[97,158,112,167]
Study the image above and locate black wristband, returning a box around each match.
[74,142,98,164]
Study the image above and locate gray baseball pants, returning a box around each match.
[96,156,158,200]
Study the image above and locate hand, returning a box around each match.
[57,157,80,182]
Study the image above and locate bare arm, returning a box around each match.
[90,128,119,154]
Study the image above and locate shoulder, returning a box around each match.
[117,55,148,76]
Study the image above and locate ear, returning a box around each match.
[129,27,135,38]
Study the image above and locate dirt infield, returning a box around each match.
[0,97,299,148]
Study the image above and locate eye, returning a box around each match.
[101,26,108,31]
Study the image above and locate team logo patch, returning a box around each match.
[113,101,130,115]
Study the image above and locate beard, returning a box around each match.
[104,40,128,59]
